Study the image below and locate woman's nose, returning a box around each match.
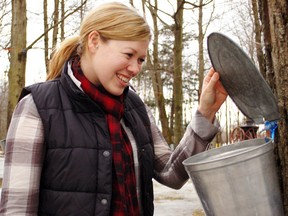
[127,61,141,77]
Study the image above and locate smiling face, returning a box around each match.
[80,31,150,96]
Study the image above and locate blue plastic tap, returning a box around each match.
[263,120,278,141]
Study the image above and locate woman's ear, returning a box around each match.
[87,30,100,53]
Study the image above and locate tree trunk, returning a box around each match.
[0,71,8,139]
[258,0,276,92]
[268,0,288,213]
[197,0,204,96]
[52,0,59,49]
[43,0,49,74]
[7,0,27,125]
[173,0,184,144]
[80,0,85,21]
[60,0,65,41]
[258,0,288,213]
[251,0,266,78]
[146,0,173,144]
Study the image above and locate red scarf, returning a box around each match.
[71,57,139,215]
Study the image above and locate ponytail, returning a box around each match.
[46,36,80,80]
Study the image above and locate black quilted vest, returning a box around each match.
[19,65,154,216]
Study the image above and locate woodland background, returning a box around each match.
[0,0,287,214]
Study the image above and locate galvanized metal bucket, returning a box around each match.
[183,138,284,216]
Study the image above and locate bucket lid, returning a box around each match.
[207,32,280,124]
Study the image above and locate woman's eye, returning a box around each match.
[124,53,145,64]
[126,53,133,58]
[138,58,145,64]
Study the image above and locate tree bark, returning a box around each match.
[251,0,266,78]
[0,71,8,139]
[52,0,59,49]
[146,0,173,144]
[43,0,49,74]
[269,0,288,212]
[60,0,65,41]
[7,0,27,125]
[258,0,288,213]
[258,0,276,92]
[173,0,184,144]
[197,0,204,96]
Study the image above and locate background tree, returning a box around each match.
[7,0,27,125]
[257,0,288,213]
[143,0,198,145]
[43,0,87,75]
[139,0,220,145]
[257,0,276,92]
[6,0,88,128]
[43,0,49,73]
[185,0,214,97]
[172,0,184,144]
[0,0,10,51]
[52,0,60,49]
[145,0,173,144]
[0,0,10,138]
[0,71,8,140]
[251,0,265,78]
[60,0,65,41]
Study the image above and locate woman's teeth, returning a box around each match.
[117,74,129,83]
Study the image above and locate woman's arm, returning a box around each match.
[0,94,45,215]
[150,107,219,189]
[153,68,227,189]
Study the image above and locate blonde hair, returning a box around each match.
[47,2,151,80]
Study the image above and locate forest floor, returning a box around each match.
[153,179,205,216]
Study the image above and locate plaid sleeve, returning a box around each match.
[0,94,44,215]
[149,107,219,189]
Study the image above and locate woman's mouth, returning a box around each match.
[117,74,129,83]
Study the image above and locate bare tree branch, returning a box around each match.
[144,0,172,27]
[202,0,215,36]
[184,0,213,8]
[25,0,87,52]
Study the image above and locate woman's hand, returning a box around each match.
[198,68,228,123]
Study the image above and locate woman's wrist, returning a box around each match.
[197,106,216,123]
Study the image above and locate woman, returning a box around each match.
[0,2,227,216]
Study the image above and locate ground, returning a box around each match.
[153,179,205,216]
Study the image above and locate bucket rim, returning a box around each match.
[183,138,272,169]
